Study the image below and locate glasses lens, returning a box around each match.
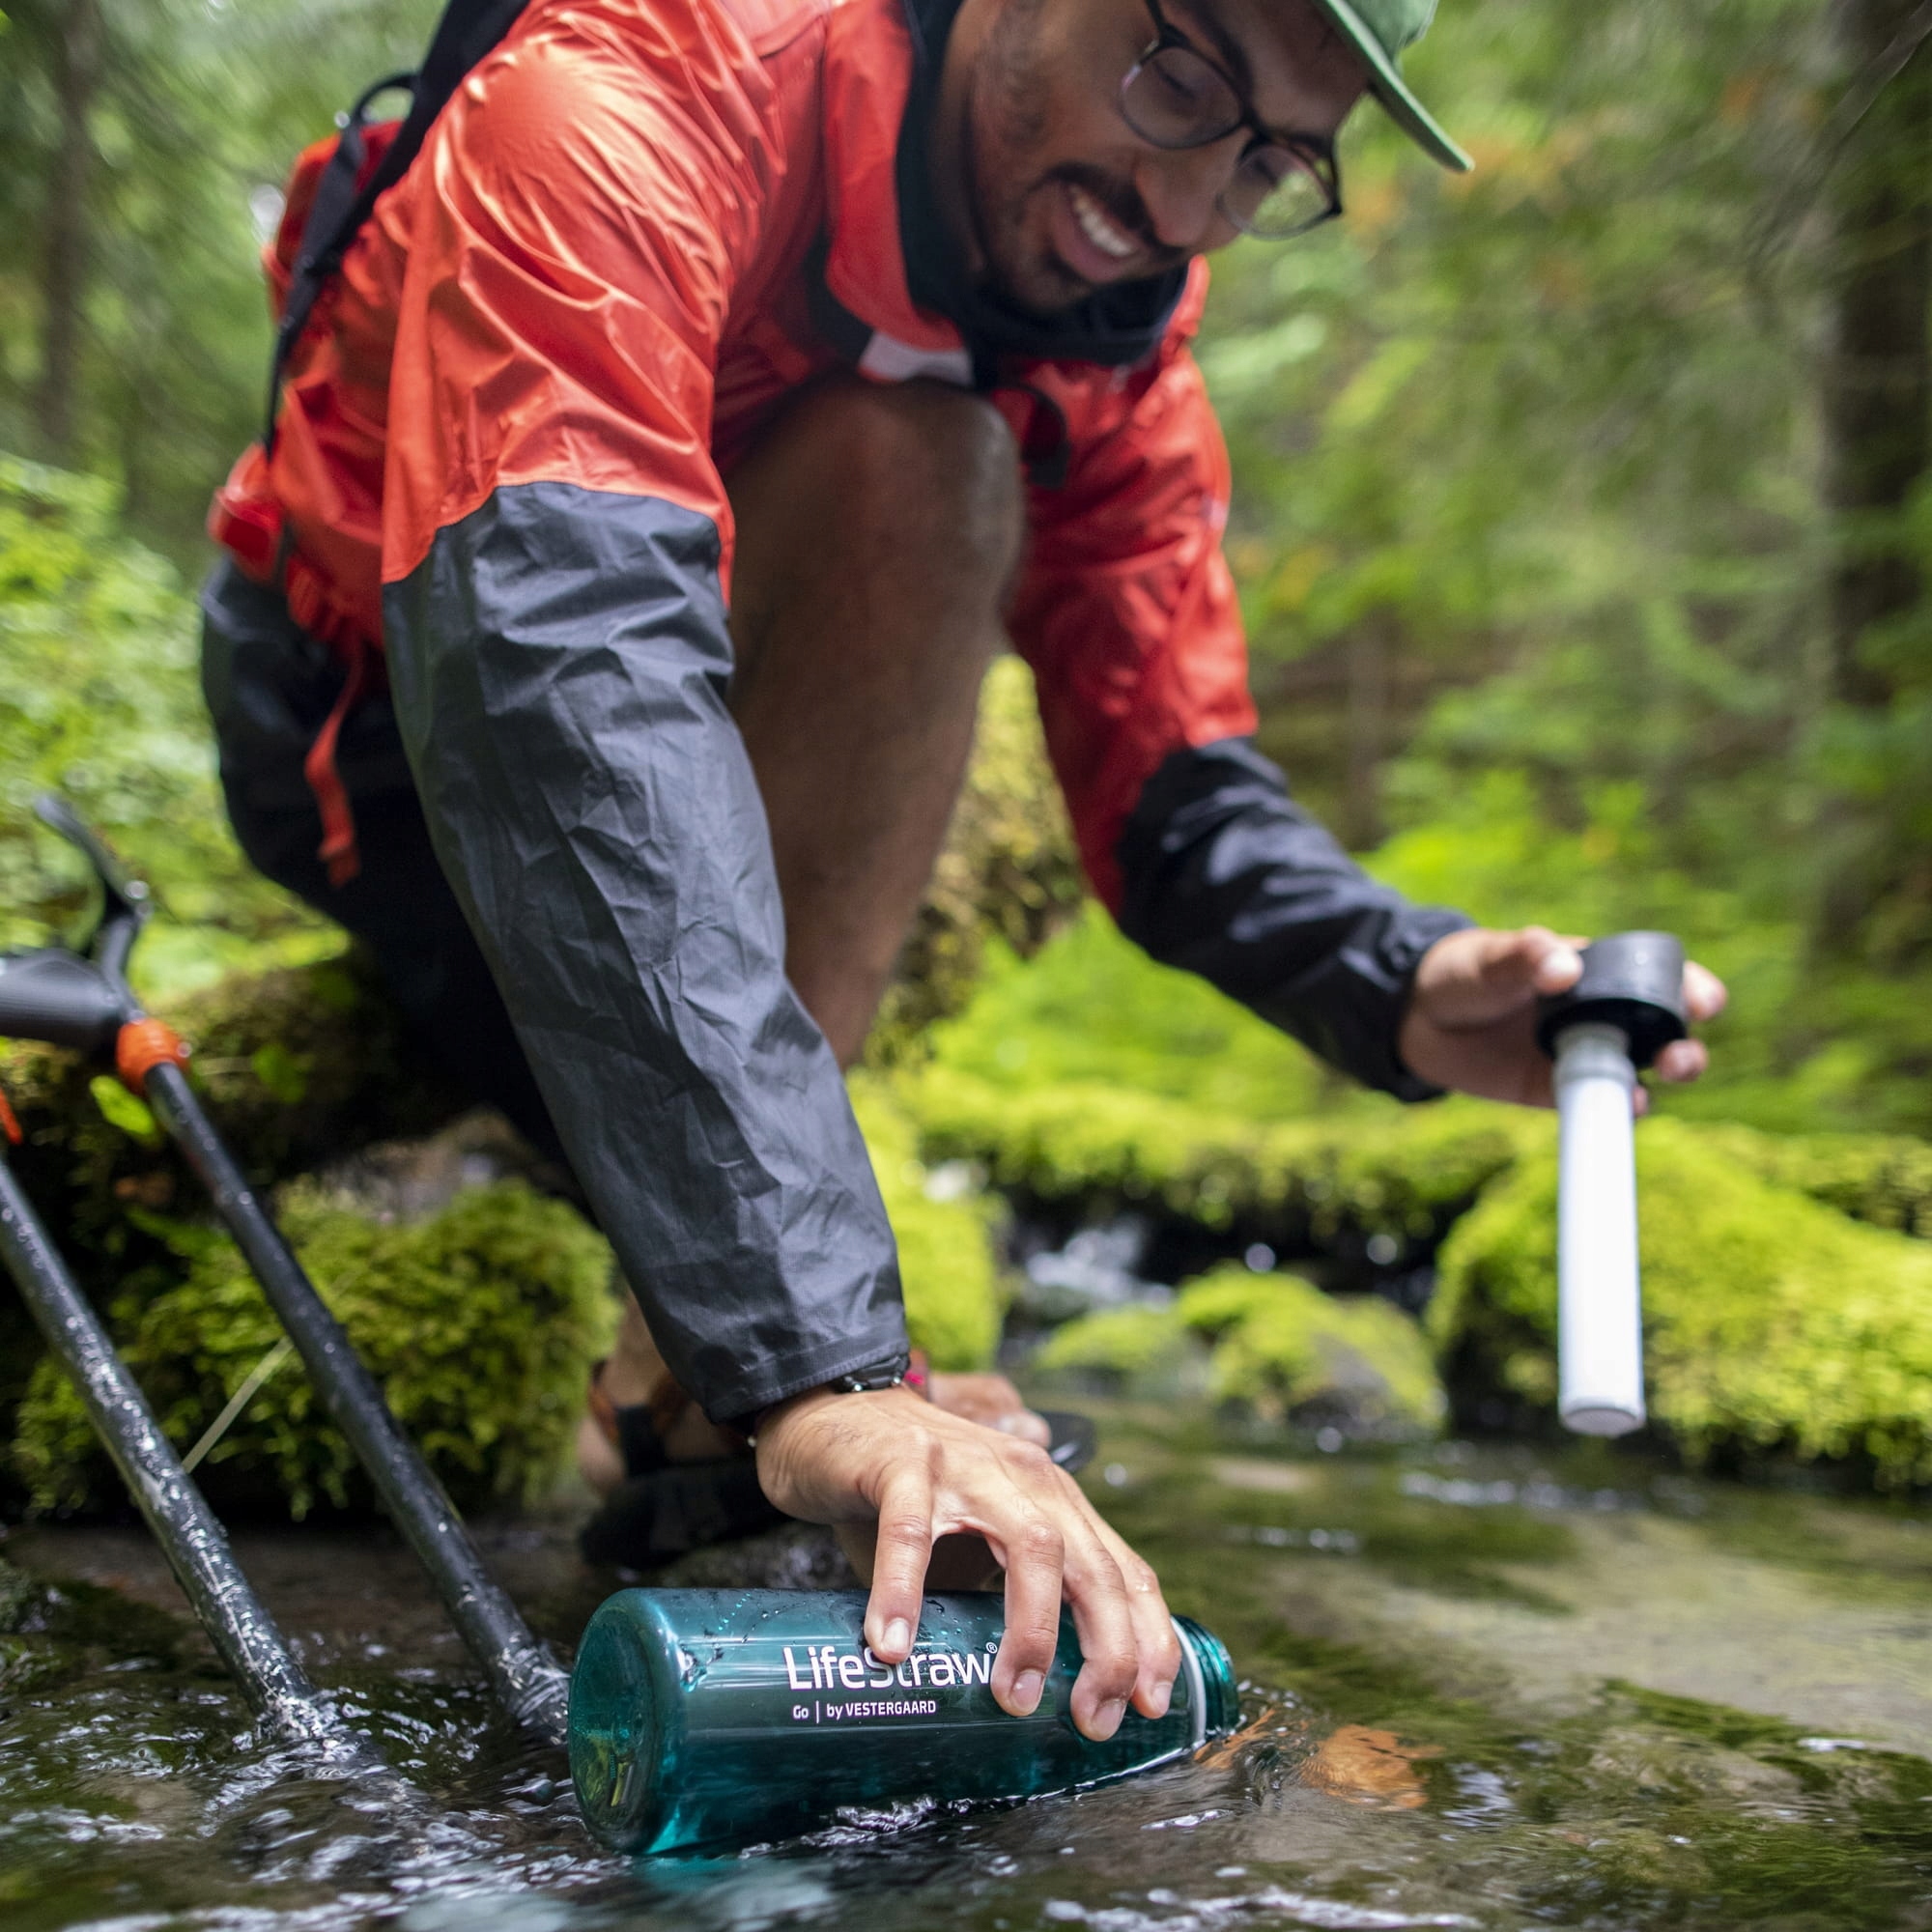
[1228,146,1337,238]
[1122,43,1243,149]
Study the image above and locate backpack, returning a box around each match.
[263,0,530,453]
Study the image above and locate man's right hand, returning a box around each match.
[753,1385,1179,1742]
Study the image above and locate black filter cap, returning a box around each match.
[1534,930,1688,1070]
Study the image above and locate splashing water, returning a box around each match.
[4,1415,1929,1932]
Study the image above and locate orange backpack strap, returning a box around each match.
[265,0,531,453]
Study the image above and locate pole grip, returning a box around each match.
[1552,1023,1646,1436]
[0,949,123,1054]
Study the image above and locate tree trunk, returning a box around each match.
[1810,0,1931,961]
[1820,0,1931,705]
[35,0,104,464]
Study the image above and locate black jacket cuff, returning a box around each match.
[1116,738,1472,1101]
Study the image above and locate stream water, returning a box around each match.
[3,1405,1929,1931]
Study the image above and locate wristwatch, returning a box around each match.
[826,1353,912,1395]
[742,1353,913,1440]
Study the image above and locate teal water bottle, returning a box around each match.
[568,1588,1238,1854]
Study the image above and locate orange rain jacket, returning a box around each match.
[207,0,1464,1421]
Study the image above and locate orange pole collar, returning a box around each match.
[116,1018,191,1094]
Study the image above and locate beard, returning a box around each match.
[963,0,1177,315]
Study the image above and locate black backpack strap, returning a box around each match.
[264,0,531,453]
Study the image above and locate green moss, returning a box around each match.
[1035,1304,1183,1380]
[1699,1121,1932,1240]
[850,1075,1005,1371]
[1433,1117,1932,1485]
[11,1179,616,1518]
[919,901,1333,1121]
[901,1060,1537,1246]
[1178,1266,1445,1432]
[1039,1267,1444,1435]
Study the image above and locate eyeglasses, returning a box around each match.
[1119,0,1344,240]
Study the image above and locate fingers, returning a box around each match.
[760,1390,1178,1742]
[862,1463,935,1665]
[1053,1507,1146,1739]
[929,1371,1053,1445]
[1087,1516,1180,1719]
[1649,962,1722,1084]
[1412,925,1584,1034]
[1683,960,1727,1023]
[993,1409,1054,1447]
[1518,927,1584,997]
[990,1465,1066,1720]
[1652,1038,1709,1084]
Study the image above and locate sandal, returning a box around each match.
[578,1359,781,1568]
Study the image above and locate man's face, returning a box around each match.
[935,0,1370,315]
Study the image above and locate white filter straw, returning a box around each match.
[1552,1022,1645,1436]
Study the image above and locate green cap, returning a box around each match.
[1312,0,1472,172]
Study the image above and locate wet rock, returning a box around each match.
[641,1521,859,1593]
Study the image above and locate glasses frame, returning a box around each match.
[1119,0,1344,240]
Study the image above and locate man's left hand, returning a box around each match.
[1397,926,1727,1109]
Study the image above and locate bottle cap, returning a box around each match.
[1534,931,1688,1070]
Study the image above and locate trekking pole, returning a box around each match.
[0,1113,346,1748]
[3,797,571,1747]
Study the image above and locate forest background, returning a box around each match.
[1,0,1928,1136]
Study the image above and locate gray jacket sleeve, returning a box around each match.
[1116,738,1472,1101]
[383,480,908,1423]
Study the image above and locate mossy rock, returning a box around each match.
[11,1179,616,1519]
[901,1064,1538,1251]
[1431,1117,1932,1486]
[1179,1266,1446,1433]
[0,946,464,1277]
[868,655,1082,1061]
[1701,1122,1932,1240]
[851,1074,1005,1371]
[1034,1304,1184,1384]
[1038,1266,1445,1438]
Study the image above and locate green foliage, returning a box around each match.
[1432,1118,1932,1485]
[1039,1265,1444,1435]
[0,455,326,992]
[87,1072,160,1146]
[11,1179,616,1517]
[0,0,441,551]
[1194,0,1932,1131]
[850,1075,1004,1371]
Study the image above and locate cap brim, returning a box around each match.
[1310,0,1473,172]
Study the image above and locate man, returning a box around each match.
[203,0,1723,1746]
